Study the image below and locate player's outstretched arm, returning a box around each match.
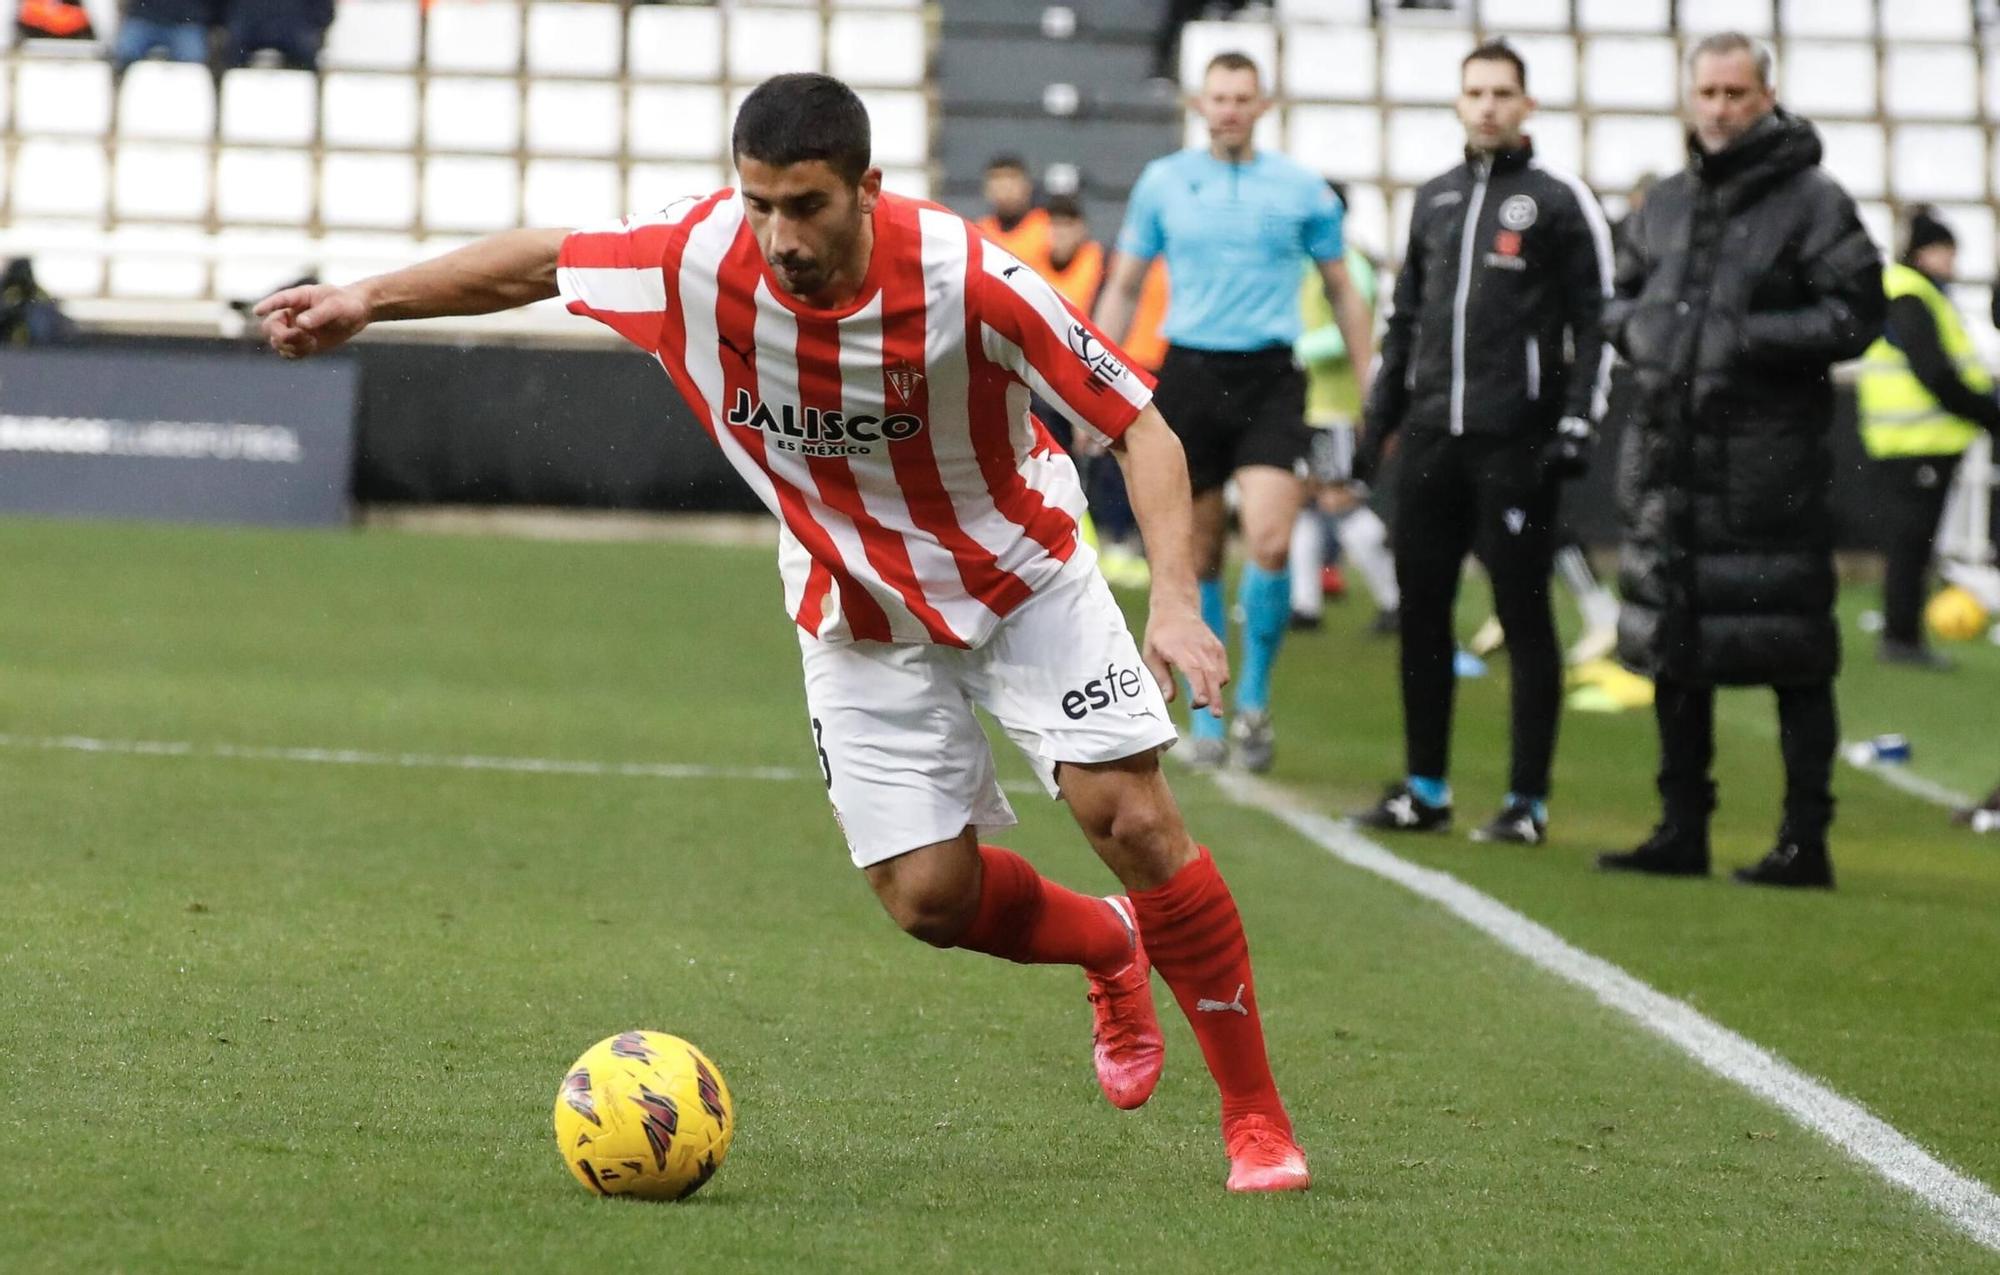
[1112,407,1229,715]
[254,228,570,359]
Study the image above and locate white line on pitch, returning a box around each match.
[1841,749,1975,812]
[1213,768,2000,1254]
[0,731,1052,794]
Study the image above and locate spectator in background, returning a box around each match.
[1150,0,1251,85]
[19,0,95,42]
[1597,33,1885,889]
[975,155,1053,276]
[0,260,78,346]
[222,0,333,72]
[1043,195,1104,311]
[109,0,212,73]
[1856,207,2000,671]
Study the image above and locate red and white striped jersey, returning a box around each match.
[556,190,1155,648]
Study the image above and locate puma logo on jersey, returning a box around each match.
[1196,983,1248,1015]
[724,387,926,456]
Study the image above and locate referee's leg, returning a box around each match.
[1473,439,1562,806]
[1393,432,1474,791]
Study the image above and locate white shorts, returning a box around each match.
[798,558,1179,868]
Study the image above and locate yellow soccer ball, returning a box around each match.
[1925,586,1990,643]
[553,1030,735,1201]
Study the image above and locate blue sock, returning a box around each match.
[1236,563,1290,712]
[1188,576,1228,739]
[1506,792,1549,822]
[1408,775,1451,807]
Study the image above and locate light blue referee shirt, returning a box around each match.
[1116,148,1345,353]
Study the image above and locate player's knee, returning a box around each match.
[1097,791,1181,860]
[872,873,977,947]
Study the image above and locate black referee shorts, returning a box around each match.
[1151,344,1311,495]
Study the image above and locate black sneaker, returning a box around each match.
[1288,610,1322,633]
[1353,782,1451,833]
[1597,822,1710,877]
[1878,639,1955,672]
[1952,783,2000,828]
[1471,799,1546,845]
[1733,839,1834,889]
[1369,608,1400,638]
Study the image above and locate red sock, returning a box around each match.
[953,845,1131,974]
[1129,847,1286,1128]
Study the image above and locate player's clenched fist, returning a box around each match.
[254,283,371,359]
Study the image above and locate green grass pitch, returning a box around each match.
[3,516,1997,1271]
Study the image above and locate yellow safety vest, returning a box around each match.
[1857,262,1991,458]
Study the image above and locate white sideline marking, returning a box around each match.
[1213,769,2000,1254]
[1842,750,1974,812]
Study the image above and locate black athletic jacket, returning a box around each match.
[1365,139,1614,443]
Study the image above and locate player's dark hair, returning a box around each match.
[1044,194,1084,221]
[1204,50,1262,87]
[984,153,1029,176]
[732,73,872,184]
[1462,39,1528,93]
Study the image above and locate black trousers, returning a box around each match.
[1654,677,1838,842]
[1873,454,1962,645]
[1393,431,1561,798]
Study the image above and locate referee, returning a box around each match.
[1096,50,1375,773]
[1354,41,1612,844]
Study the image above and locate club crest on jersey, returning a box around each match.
[1066,323,1128,396]
[885,361,924,405]
[724,387,926,457]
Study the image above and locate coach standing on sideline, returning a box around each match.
[1095,50,1374,773]
[1596,33,1884,889]
[1352,41,1612,845]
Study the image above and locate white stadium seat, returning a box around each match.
[1880,0,1973,41]
[1779,0,1872,38]
[1338,182,1388,258]
[30,251,105,300]
[1385,108,1463,184]
[117,62,214,142]
[423,155,522,232]
[627,3,723,81]
[526,80,622,158]
[321,153,420,230]
[1507,33,1575,109]
[1276,0,1370,24]
[526,2,624,78]
[1286,104,1382,181]
[425,78,522,153]
[880,167,931,202]
[16,59,111,136]
[1177,20,1277,92]
[1581,36,1677,111]
[1892,125,1985,202]
[321,73,419,150]
[1883,45,1979,122]
[1282,26,1375,102]
[110,254,208,300]
[319,231,424,286]
[1382,28,1470,105]
[1678,0,1773,37]
[1586,115,1683,190]
[112,143,210,221]
[1781,41,1877,119]
[1856,200,1895,255]
[1985,40,2000,122]
[1575,0,1668,33]
[14,140,107,218]
[728,7,824,81]
[1940,204,1997,282]
[1816,121,1888,199]
[212,229,319,302]
[426,0,524,74]
[1475,0,1569,31]
[1530,112,1583,180]
[626,84,727,159]
[216,148,314,225]
[321,0,422,71]
[523,159,624,227]
[827,11,926,88]
[220,69,318,147]
[628,162,729,214]
[860,90,928,168]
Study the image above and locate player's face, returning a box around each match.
[1689,49,1775,154]
[1457,58,1532,151]
[983,168,1033,219]
[1048,214,1088,258]
[1196,66,1265,155]
[736,157,883,302]
[1912,242,1958,283]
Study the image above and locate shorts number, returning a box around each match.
[810,717,832,788]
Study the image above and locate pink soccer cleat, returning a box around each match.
[1085,896,1164,1110]
[1224,1113,1311,1193]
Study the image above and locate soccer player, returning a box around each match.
[256,73,1309,1192]
[1095,51,1374,774]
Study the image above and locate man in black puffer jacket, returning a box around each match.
[1597,33,1885,889]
